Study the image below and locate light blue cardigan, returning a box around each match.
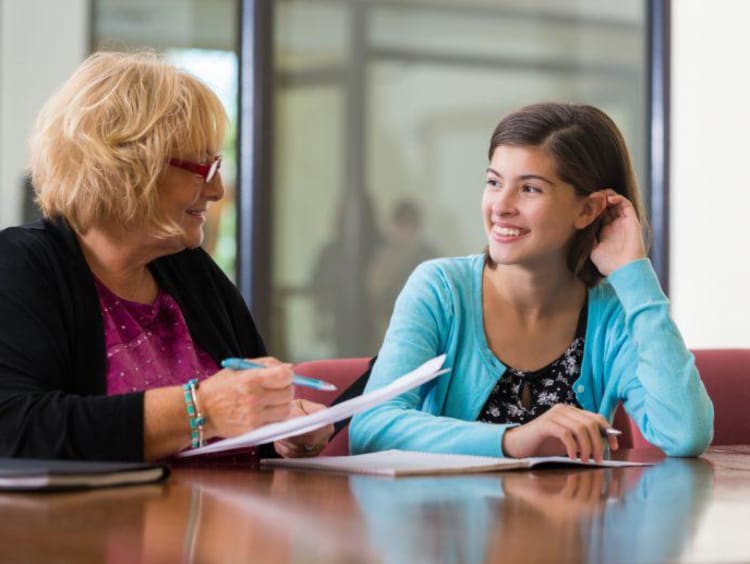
[350,255,714,457]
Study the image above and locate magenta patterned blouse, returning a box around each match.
[94,277,219,395]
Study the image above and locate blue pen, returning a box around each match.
[220,358,337,392]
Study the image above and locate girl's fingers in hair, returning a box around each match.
[605,194,638,220]
[602,202,620,225]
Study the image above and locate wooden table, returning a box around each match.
[1,447,749,563]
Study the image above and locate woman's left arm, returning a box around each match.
[591,193,714,456]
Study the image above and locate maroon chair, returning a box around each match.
[614,349,750,449]
[293,357,371,455]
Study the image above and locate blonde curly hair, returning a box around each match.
[29,50,227,236]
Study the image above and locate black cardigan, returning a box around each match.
[0,218,266,461]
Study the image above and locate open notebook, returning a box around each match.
[261,449,652,477]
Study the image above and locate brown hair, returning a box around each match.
[29,50,227,236]
[487,102,649,287]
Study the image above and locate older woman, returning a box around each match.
[0,51,332,461]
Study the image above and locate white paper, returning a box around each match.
[177,355,448,458]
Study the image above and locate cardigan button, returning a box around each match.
[576,384,585,393]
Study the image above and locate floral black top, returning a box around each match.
[478,300,587,425]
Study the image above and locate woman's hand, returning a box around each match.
[589,190,647,276]
[198,357,294,439]
[501,404,618,463]
[273,399,335,458]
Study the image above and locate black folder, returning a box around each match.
[0,458,169,491]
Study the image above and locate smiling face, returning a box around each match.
[482,145,595,270]
[154,157,225,251]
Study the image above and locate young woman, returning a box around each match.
[350,103,713,461]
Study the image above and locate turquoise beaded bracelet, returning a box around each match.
[182,378,205,449]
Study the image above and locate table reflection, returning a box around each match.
[349,458,713,564]
[170,468,376,563]
[0,484,164,562]
[0,455,716,564]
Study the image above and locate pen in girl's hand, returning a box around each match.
[603,427,622,437]
[220,358,338,392]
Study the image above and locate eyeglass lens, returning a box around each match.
[206,157,221,182]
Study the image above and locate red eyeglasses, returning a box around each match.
[168,155,222,183]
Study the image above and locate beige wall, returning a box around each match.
[671,0,750,347]
[0,0,88,228]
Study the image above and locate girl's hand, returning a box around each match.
[503,470,613,522]
[274,399,335,458]
[589,190,647,276]
[198,358,294,439]
[501,404,618,463]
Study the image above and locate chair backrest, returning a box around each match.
[615,349,750,449]
[293,357,371,455]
